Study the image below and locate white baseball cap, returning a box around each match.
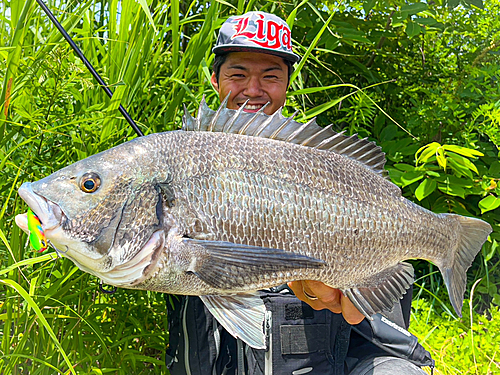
[213,11,300,63]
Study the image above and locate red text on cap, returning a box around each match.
[231,13,292,51]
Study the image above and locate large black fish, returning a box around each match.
[16,99,492,348]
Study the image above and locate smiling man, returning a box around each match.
[166,11,431,375]
[210,11,296,116]
[211,52,288,114]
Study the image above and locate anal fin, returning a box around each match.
[343,262,414,319]
[200,294,267,349]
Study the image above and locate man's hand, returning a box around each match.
[287,280,365,325]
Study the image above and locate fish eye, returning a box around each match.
[80,172,101,193]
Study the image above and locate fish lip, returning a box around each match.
[18,182,64,231]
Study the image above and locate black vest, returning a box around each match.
[165,287,433,375]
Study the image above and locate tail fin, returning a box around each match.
[439,214,492,316]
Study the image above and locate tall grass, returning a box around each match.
[0,1,218,372]
[0,0,498,374]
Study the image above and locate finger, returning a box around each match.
[304,281,342,306]
[287,281,301,296]
[300,280,343,313]
[289,281,343,313]
[340,293,365,325]
[288,281,325,310]
[288,281,366,324]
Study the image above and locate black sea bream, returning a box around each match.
[16,99,492,348]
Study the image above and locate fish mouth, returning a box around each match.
[16,182,64,235]
[16,181,101,266]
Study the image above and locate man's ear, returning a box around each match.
[211,72,219,92]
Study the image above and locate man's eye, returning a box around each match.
[231,74,245,78]
[265,75,279,79]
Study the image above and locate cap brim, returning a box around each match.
[213,45,300,63]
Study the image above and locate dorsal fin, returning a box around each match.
[182,96,387,177]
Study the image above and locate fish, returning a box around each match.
[15,98,492,349]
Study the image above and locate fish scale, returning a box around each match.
[150,131,448,289]
[16,100,492,349]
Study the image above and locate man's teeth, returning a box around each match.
[245,104,263,110]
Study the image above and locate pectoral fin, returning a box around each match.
[183,239,325,289]
[200,294,267,349]
[343,262,414,319]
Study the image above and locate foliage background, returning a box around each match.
[0,0,499,373]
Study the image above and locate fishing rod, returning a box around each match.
[35,0,144,137]
[34,0,139,294]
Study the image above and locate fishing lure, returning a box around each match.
[27,209,48,252]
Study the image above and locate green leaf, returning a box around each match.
[482,239,497,262]
[405,21,421,38]
[0,279,77,375]
[414,17,437,26]
[401,171,425,187]
[463,0,484,9]
[388,168,404,185]
[216,0,238,10]
[288,83,357,96]
[436,147,447,170]
[441,175,473,188]
[1,0,34,117]
[106,84,128,113]
[448,158,474,179]
[363,0,377,13]
[479,195,500,213]
[489,284,498,296]
[287,0,309,30]
[380,125,399,142]
[415,178,437,201]
[446,151,479,174]
[302,90,358,120]
[416,142,440,164]
[426,171,441,177]
[438,184,466,198]
[394,163,415,172]
[170,0,180,71]
[341,33,373,44]
[443,145,483,158]
[290,9,336,85]
[137,0,157,32]
[401,2,429,14]
[489,162,500,177]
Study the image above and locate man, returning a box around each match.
[166,11,432,375]
[210,11,366,327]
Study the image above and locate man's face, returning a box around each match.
[211,52,288,115]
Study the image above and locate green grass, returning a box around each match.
[0,251,169,374]
[410,299,500,374]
